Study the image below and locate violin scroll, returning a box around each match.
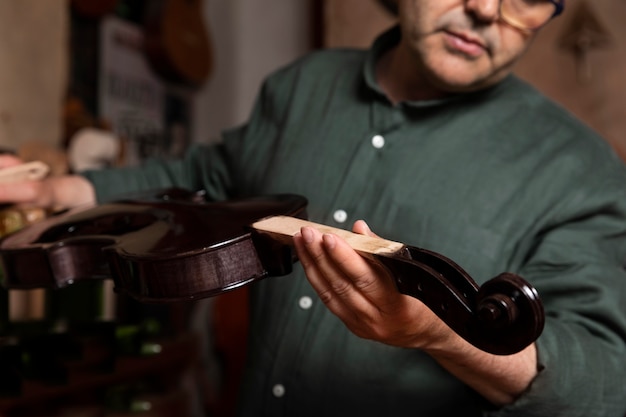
[377,246,544,355]
[472,273,545,355]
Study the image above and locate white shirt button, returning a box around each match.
[272,384,286,398]
[333,209,348,223]
[371,134,385,149]
[298,296,313,310]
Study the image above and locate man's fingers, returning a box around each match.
[322,231,394,298]
[294,228,352,311]
[0,180,43,205]
[295,225,398,314]
[0,154,23,169]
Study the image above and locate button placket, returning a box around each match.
[326,132,385,228]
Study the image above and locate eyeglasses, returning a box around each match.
[499,0,564,32]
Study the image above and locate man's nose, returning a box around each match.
[465,0,500,23]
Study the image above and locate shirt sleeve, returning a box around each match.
[486,171,626,416]
[81,141,236,203]
[82,62,299,203]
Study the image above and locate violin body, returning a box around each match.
[0,189,307,302]
[0,189,544,355]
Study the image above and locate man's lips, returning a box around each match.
[443,30,488,58]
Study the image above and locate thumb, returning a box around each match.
[352,219,380,238]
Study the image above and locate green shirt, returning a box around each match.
[86,27,626,416]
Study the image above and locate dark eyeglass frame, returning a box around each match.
[550,0,565,19]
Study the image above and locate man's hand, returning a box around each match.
[293,219,451,349]
[0,154,96,210]
[293,219,539,407]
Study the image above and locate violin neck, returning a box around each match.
[251,216,405,258]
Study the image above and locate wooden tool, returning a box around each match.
[0,161,49,184]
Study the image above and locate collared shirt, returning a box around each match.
[86,27,626,416]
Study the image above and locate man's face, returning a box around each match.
[396,0,538,93]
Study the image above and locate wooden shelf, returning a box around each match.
[0,332,200,416]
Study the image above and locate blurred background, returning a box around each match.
[0,0,623,416]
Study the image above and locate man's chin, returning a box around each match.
[427,67,506,95]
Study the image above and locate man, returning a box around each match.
[2,0,626,415]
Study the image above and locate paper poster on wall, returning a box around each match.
[99,16,191,166]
